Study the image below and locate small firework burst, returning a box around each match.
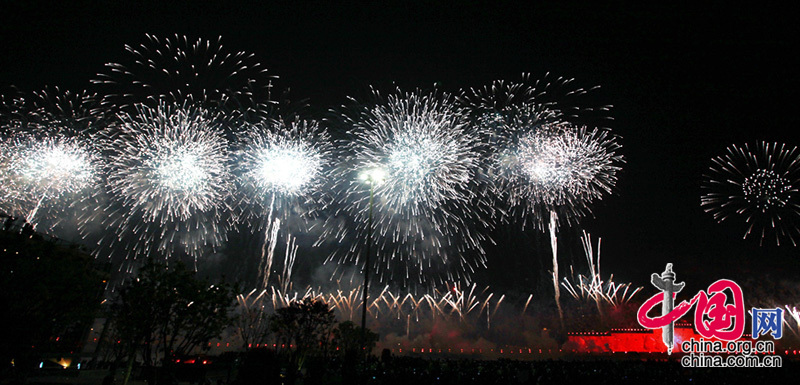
[701,142,800,246]
[96,102,233,264]
[499,121,624,228]
[237,119,332,217]
[0,135,100,228]
[92,34,275,121]
[459,73,612,131]
[322,88,495,286]
[0,87,105,231]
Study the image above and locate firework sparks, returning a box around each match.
[92,34,275,121]
[236,119,333,289]
[237,119,332,215]
[459,73,611,125]
[96,102,233,264]
[0,135,100,227]
[701,142,800,246]
[322,88,495,286]
[785,305,800,339]
[237,282,513,340]
[235,289,272,349]
[466,75,623,326]
[561,232,642,315]
[497,120,624,227]
[0,87,105,231]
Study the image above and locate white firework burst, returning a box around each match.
[238,119,331,203]
[235,118,333,289]
[0,87,105,231]
[701,142,800,246]
[323,88,495,286]
[463,74,622,327]
[499,120,624,226]
[92,33,276,121]
[0,135,100,227]
[98,102,233,263]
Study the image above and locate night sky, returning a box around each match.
[2,1,798,294]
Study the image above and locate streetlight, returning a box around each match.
[358,167,385,352]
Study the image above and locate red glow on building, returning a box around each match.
[566,320,757,353]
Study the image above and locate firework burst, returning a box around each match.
[95,102,233,265]
[92,34,275,121]
[235,118,333,289]
[701,142,800,246]
[0,135,100,228]
[322,88,496,287]
[237,119,332,218]
[0,87,105,231]
[498,121,624,228]
[464,74,623,326]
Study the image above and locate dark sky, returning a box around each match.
[2,1,798,293]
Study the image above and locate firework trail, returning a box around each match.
[785,305,800,339]
[0,87,105,232]
[561,232,642,319]
[92,34,276,121]
[94,102,233,268]
[321,88,496,287]
[464,75,623,327]
[235,119,333,290]
[701,142,800,246]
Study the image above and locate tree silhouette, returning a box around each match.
[0,218,107,380]
[110,260,237,385]
[269,298,335,384]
